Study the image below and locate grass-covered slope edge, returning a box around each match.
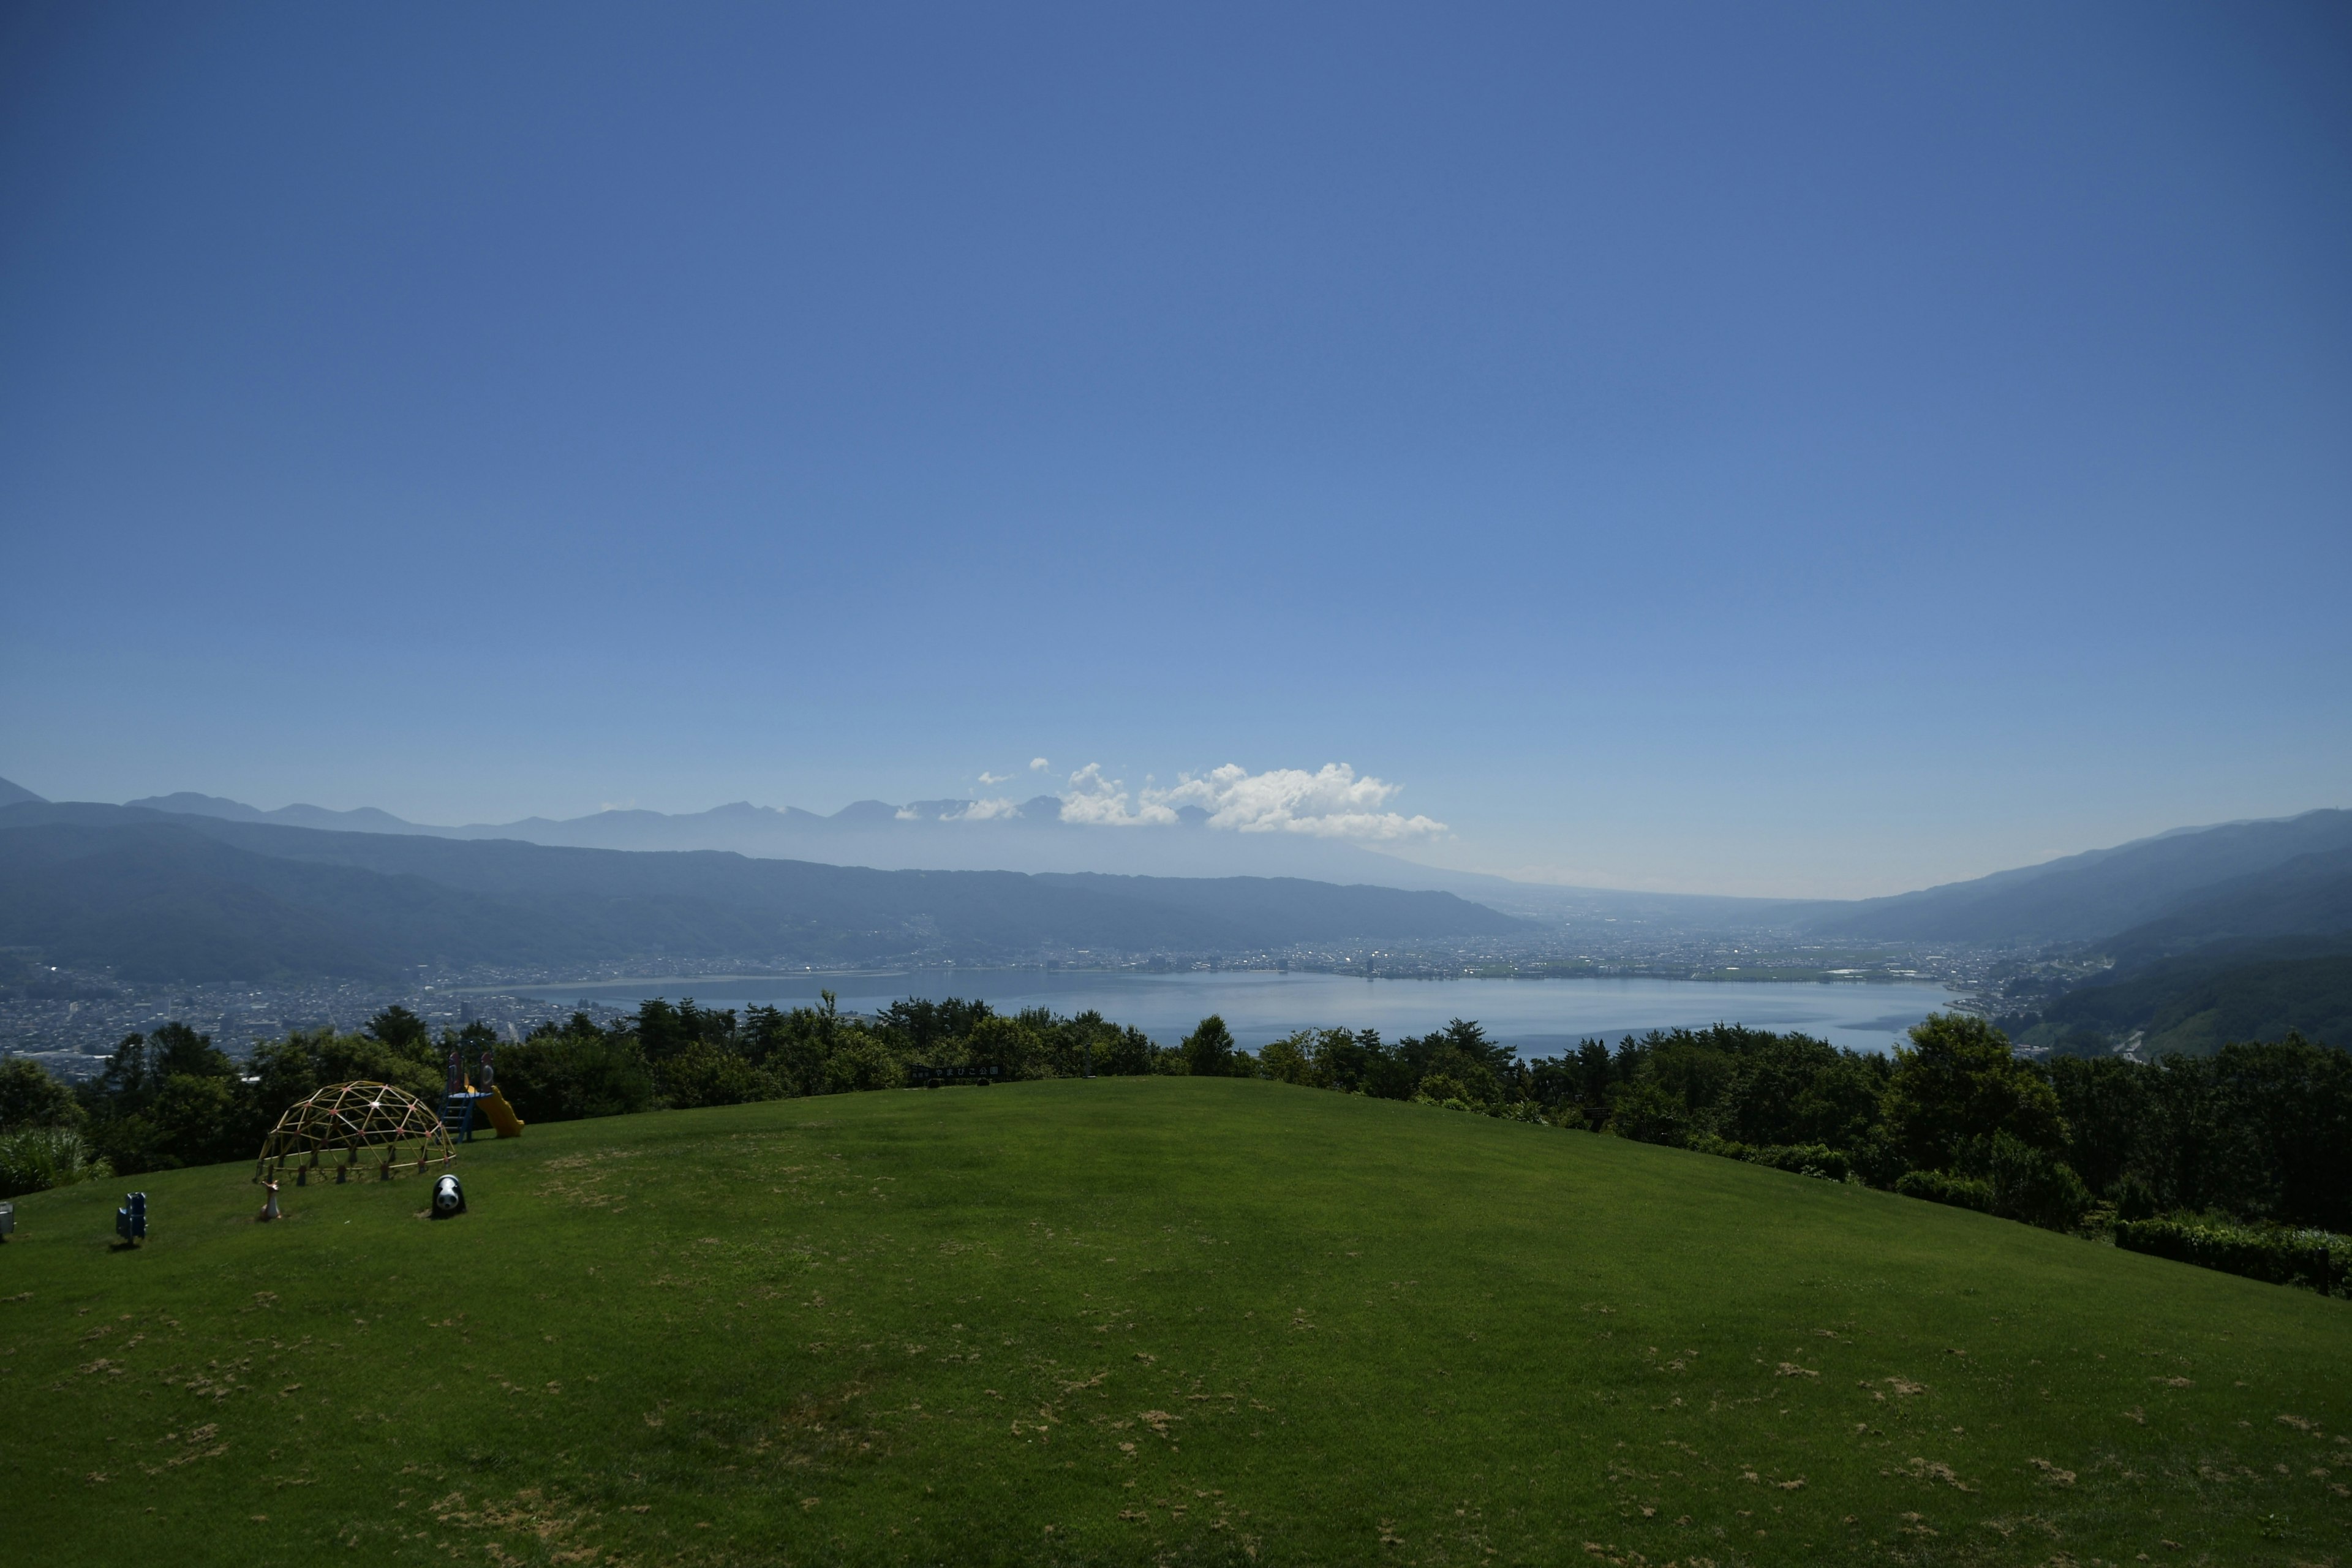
[2,1080,2348,1567]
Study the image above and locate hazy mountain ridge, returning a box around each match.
[2098,848,2352,964]
[0,802,1530,984]
[1804,810,2352,947]
[34,777,2352,965]
[0,818,590,982]
[123,790,445,835]
[114,783,1805,924]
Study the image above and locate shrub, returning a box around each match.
[0,1126,111,1198]
[0,1057,81,1132]
[818,1036,905,1095]
[1959,1131,2094,1232]
[966,1016,1050,1078]
[1257,1031,1324,1087]
[1745,1143,1855,1182]
[1896,1168,1997,1213]
[1095,1025,1166,1077]
[2116,1215,2350,1297]
[2113,1172,2160,1223]
[495,1035,657,1123]
[662,1043,780,1109]
[1414,1073,1475,1109]
[1604,1079,1690,1147]
[1688,1134,1855,1182]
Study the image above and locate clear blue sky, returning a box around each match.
[2,2,2346,897]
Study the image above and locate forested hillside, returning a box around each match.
[2019,942,2352,1057]
[1807,809,2352,945]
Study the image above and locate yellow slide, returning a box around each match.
[470,1085,526,1137]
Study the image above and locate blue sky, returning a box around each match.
[2,2,2346,897]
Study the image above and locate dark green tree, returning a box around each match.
[365,1006,431,1053]
[1882,1013,2068,1172]
[0,1057,81,1131]
[2045,1054,2152,1197]
[1181,1015,1237,1077]
[497,1016,656,1122]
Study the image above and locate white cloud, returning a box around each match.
[894,805,921,820]
[976,771,1012,786]
[1057,761,1445,840]
[944,797,1022,821]
[1058,763,1179,827]
[1030,756,1051,771]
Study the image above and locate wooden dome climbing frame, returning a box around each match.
[254,1081,456,1186]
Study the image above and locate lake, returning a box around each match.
[495,970,1958,1057]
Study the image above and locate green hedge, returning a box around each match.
[2115,1215,2348,1297]
[1895,1167,1996,1213]
[1687,1134,1855,1182]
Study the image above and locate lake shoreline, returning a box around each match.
[475,970,1959,1057]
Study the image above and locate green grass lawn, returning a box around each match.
[5,1078,2349,1567]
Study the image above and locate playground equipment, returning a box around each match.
[254,1082,456,1188]
[443,1085,526,1141]
[440,1043,526,1143]
[431,1173,467,1218]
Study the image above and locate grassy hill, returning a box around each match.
[4,1080,2348,1566]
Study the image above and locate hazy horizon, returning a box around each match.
[4,4,2347,899]
[7,771,2345,906]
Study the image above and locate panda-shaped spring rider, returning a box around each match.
[431,1173,467,1218]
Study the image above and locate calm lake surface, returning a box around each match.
[497,971,1957,1057]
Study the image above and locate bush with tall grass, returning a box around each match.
[0,1126,111,1199]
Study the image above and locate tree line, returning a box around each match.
[0,994,1177,1187]
[3,999,2344,1278]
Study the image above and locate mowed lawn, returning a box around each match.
[4,1079,2350,1567]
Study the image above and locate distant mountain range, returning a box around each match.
[4,774,2350,1052]
[103,784,1802,927]
[4,776,2347,949]
[123,787,1488,878]
[0,802,1530,983]
[1801,809,2352,949]
[1790,807,2352,1054]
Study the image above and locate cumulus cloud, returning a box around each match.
[1057,761,1444,840]
[1030,756,1052,771]
[976,771,1011,785]
[1058,763,1179,827]
[945,797,1022,821]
